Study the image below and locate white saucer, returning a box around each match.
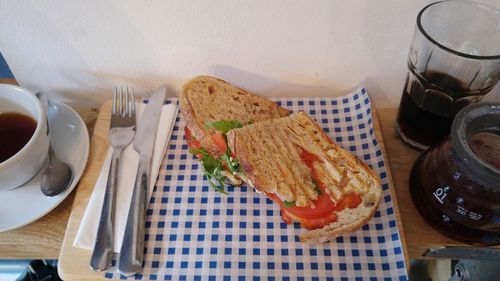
[0,100,89,232]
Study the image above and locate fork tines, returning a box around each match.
[112,86,136,117]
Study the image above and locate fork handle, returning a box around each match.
[90,148,122,271]
[118,155,150,276]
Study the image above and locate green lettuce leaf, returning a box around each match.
[205,120,243,134]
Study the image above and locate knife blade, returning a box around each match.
[118,86,166,276]
[133,87,167,157]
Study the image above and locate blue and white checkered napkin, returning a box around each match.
[104,88,408,281]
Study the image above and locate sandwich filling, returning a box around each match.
[186,117,370,231]
[226,112,378,230]
[185,120,247,193]
[266,148,362,230]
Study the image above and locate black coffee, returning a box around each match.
[396,70,490,149]
[397,92,454,148]
[0,112,37,163]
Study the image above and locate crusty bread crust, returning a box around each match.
[299,195,380,242]
[227,112,382,242]
[180,76,290,157]
[297,113,381,242]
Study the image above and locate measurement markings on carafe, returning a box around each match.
[469,212,482,221]
[455,201,484,222]
[456,205,468,216]
[433,186,449,204]
[455,203,484,222]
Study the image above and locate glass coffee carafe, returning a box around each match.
[410,103,500,245]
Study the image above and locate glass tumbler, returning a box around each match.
[395,0,500,150]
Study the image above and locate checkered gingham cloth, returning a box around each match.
[104,88,408,280]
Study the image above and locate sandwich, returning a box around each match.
[180,76,290,192]
[227,112,381,242]
[180,76,381,242]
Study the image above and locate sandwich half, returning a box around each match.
[227,112,381,242]
[180,76,290,192]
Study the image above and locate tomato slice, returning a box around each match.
[270,191,362,230]
[336,192,362,210]
[300,211,338,230]
[211,131,228,154]
[267,192,335,229]
[186,127,235,160]
[185,127,201,149]
[185,127,203,158]
[299,193,361,229]
[267,148,362,230]
[283,149,336,219]
[284,191,336,219]
[300,149,322,167]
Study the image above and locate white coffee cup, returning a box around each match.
[0,84,50,190]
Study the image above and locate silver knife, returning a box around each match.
[117,86,166,276]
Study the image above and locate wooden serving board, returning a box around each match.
[58,101,409,280]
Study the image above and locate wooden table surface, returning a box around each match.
[0,78,98,259]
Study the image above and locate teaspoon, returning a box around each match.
[36,92,73,196]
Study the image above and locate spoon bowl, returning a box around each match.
[41,145,73,196]
[36,92,73,197]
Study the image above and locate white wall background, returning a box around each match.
[1,0,499,107]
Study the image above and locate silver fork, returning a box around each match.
[90,87,136,271]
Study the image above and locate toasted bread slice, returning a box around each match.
[227,112,381,242]
[180,76,290,158]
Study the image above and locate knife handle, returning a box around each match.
[118,156,150,276]
[90,148,121,271]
